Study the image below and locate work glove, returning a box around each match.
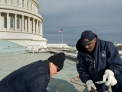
[103,69,117,86]
[86,80,97,92]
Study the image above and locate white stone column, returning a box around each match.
[7,13,10,31]
[36,20,38,34]
[24,1,25,7]
[28,17,30,33]
[25,19,27,33]
[33,18,35,34]
[12,0,16,6]
[0,12,1,31]
[38,22,40,34]
[25,0,27,8]
[22,0,24,7]
[18,0,20,6]
[19,0,21,6]
[14,14,17,31]
[7,0,9,5]
[22,15,24,32]
[40,22,42,35]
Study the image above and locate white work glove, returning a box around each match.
[103,69,117,86]
[86,80,97,91]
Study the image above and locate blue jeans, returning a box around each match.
[95,73,122,92]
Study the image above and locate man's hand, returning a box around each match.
[86,80,96,92]
[103,69,117,86]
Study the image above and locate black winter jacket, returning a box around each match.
[0,60,50,92]
[76,36,122,83]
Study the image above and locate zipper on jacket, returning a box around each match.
[93,52,96,68]
[93,61,95,68]
[81,53,96,68]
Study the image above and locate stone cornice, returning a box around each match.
[0,31,42,36]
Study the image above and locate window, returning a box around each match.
[17,18,20,29]
[22,0,24,7]
[17,0,19,6]
[4,17,7,28]
[10,17,14,28]
[10,0,13,4]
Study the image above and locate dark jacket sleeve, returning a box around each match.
[106,42,122,76]
[26,73,50,92]
[76,52,91,83]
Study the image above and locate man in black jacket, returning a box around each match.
[0,52,65,92]
[76,30,122,92]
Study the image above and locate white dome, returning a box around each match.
[0,0,47,47]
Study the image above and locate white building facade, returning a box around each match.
[0,0,47,48]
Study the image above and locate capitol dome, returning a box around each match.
[0,0,47,48]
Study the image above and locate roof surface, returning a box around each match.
[0,53,87,92]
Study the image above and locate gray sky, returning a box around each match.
[36,0,122,45]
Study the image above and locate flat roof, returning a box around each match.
[0,53,87,92]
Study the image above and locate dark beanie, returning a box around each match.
[81,30,95,43]
[48,52,65,70]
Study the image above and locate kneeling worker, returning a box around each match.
[0,52,65,92]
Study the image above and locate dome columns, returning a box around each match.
[40,22,42,35]
[22,15,24,32]
[7,13,10,31]
[33,18,35,34]
[36,19,38,34]
[0,0,47,47]
[0,12,42,36]
[28,17,30,33]
[14,14,17,32]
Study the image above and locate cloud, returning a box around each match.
[36,0,122,45]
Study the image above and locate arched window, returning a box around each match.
[17,18,20,29]
[10,17,14,28]
[4,17,7,28]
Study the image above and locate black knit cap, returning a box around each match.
[81,30,95,43]
[48,52,65,70]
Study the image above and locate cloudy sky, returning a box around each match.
[36,0,122,45]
